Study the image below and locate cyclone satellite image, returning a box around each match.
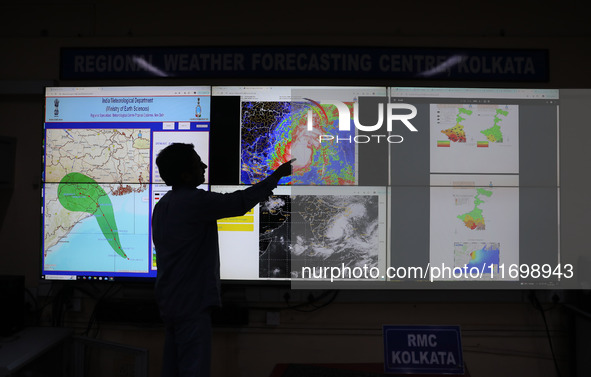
[240,101,356,185]
[289,194,380,278]
[259,195,291,278]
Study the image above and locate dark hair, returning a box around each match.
[155,143,197,186]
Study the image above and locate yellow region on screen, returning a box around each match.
[217,223,254,232]
[217,215,254,223]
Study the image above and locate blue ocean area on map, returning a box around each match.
[45,191,149,273]
[465,244,500,272]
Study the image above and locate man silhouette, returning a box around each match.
[152,143,293,377]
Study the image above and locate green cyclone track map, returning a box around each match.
[58,172,128,259]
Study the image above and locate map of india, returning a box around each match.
[45,128,150,185]
[43,128,151,273]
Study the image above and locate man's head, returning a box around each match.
[155,143,207,187]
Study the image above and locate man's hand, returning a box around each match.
[271,158,296,179]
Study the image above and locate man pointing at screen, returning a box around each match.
[152,143,293,377]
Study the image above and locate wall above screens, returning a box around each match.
[40,85,568,290]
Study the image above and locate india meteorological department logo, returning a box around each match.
[54,98,60,117]
[302,98,418,144]
[195,98,201,118]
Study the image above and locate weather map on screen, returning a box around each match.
[430,103,519,174]
[213,86,386,186]
[290,191,383,278]
[213,185,388,281]
[288,185,388,283]
[44,128,152,274]
[240,101,291,184]
[454,242,500,275]
[456,187,493,231]
[42,86,211,281]
[240,100,356,185]
[259,193,292,278]
[429,175,520,282]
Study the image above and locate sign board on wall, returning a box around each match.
[383,325,464,374]
[61,47,548,82]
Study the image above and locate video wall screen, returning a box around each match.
[41,86,568,288]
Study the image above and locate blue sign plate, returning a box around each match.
[383,325,464,374]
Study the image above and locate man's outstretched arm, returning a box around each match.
[201,159,296,220]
